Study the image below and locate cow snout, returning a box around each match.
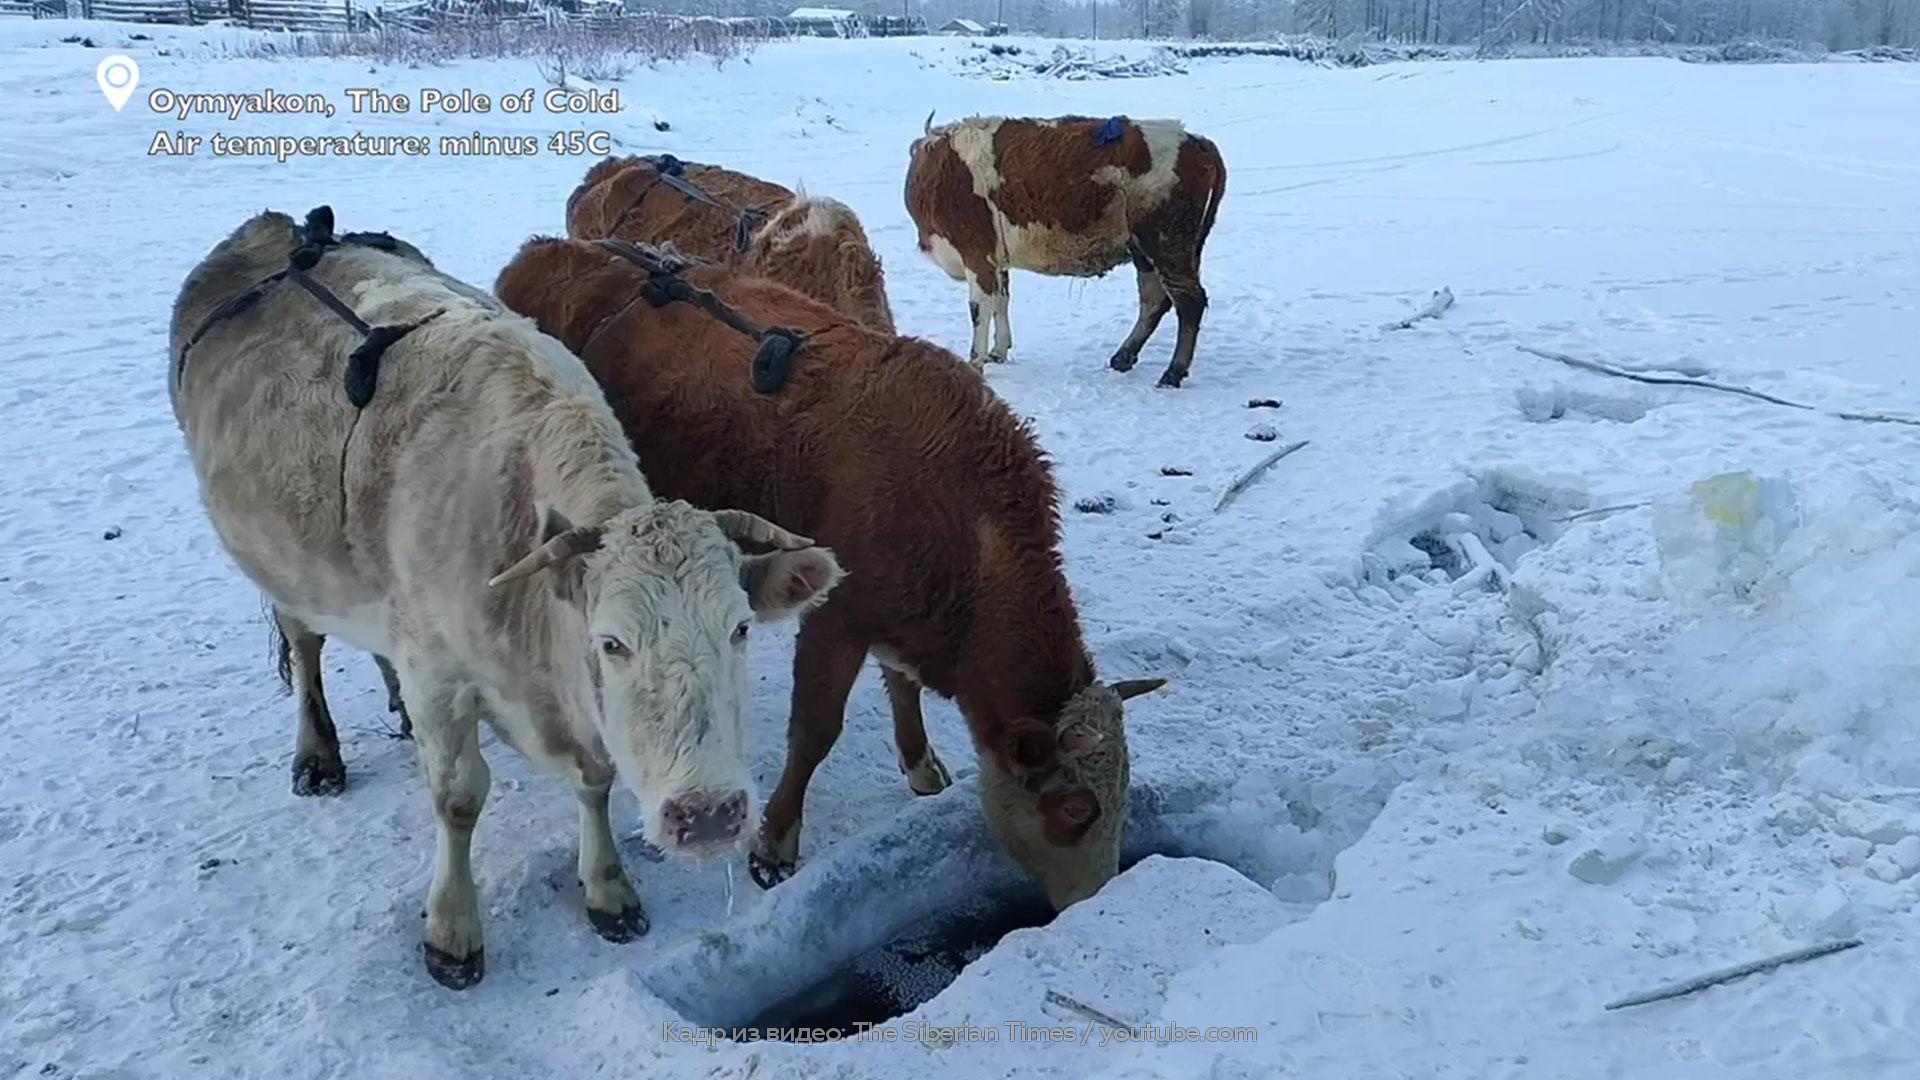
[661,791,749,854]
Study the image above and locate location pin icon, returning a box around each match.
[96,55,139,112]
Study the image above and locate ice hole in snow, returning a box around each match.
[642,779,1289,1042]
[738,875,1060,1037]
[1362,467,1593,586]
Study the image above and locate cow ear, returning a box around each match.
[743,548,844,621]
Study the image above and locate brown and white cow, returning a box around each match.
[170,210,841,988]
[905,115,1226,388]
[566,154,897,334]
[495,236,1169,912]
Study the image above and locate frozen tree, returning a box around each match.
[653,0,1914,46]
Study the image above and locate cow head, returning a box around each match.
[491,499,842,858]
[978,678,1166,910]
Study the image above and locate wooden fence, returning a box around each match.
[0,0,926,36]
[0,0,361,24]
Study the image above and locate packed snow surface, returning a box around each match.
[2,23,1918,1080]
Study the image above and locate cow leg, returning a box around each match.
[989,268,1013,364]
[749,615,866,889]
[406,670,491,990]
[575,763,647,943]
[965,274,994,370]
[374,655,413,740]
[276,609,346,797]
[1157,283,1208,389]
[1109,253,1173,374]
[1154,246,1209,388]
[884,667,950,796]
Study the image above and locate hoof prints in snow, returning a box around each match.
[1363,467,1593,589]
[643,777,1326,1041]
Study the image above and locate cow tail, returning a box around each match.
[1197,136,1227,247]
[269,603,293,693]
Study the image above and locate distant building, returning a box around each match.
[938,17,986,35]
[786,5,865,36]
[866,13,927,36]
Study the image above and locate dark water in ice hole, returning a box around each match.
[741,886,1059,1040]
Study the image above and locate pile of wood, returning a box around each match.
[957,42,1189,81]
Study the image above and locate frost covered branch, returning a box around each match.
[1604,939,1863,1011]
[1558,501,1652,524]
[1214,440,1310,513]
[1044,989,1131,1029]
[1383,286,1455,331]
[1518,346,1920,427]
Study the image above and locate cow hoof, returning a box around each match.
[587,902,649,944]
[422,942,485,990]
[987,351,1009,365]
[1108,351,1139,373]
[903,749,951,796]
[748,852,794,890]
[291,754,346,797]
[1155,370,1187,390]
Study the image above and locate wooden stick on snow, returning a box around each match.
[1044,989,1132,1030]
[1604,938,1863,1011]
[1214,440,1310,513]
[1383,286,1455,331]
[1517,346,1920,428]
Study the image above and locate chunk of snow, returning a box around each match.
[1567,833,1647,885]
[1653,470,1801,605]
[1866,836,1920,883]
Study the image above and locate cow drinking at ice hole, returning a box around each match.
[905,114,1226,388]
[169,209,841,988]
[494,235,1170,911]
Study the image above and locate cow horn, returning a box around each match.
[712,508,813,551]
[1111,677,1168,701]
[924,110,935,136]
[487,526,604,587]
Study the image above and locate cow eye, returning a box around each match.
[731,622,750,646]
[597,635,629,658]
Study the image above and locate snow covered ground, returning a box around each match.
[3,22,1919,1079]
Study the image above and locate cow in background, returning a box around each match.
[566,154,897,334]
[905,115,1226,388]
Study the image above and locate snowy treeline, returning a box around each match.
[631,0,1917,47]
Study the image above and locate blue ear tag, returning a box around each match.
[1093,115,1128,148]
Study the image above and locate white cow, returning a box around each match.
[169,210,842,988]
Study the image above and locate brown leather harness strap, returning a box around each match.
[604,155,772,257]
[580,238,807,394]
[177,206,443,409]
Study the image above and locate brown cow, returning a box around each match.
[905,115,1226,388]
[565,154,896,334]
[495,237,1168,910]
